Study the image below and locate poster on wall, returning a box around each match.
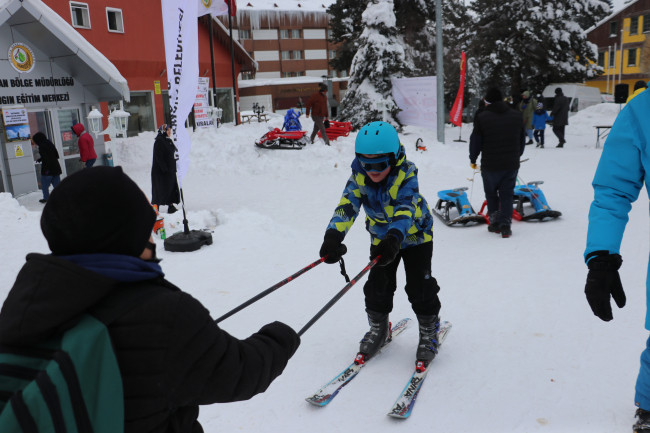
[1,107,31,142]
[194,77,213,128]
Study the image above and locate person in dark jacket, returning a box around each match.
[469,87,526,238]
[151,124,180,214]
[0,166,300,433]
[550,87,570,148]
[32,131,62,203]
[72,122,97,167]
[305,83,330,145]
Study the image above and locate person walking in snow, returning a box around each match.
[306,83,330,145]
[550,87,570,148]
[318,121,441,369]
[32,131,62,203]
[72,122,97,167]
[518,90,537,145]
[469,87,526,238]
[151,124,180,214]
[583,89,650,433]
[0,166,300,433]
[532,102,552,148]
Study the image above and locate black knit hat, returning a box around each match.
[41,166,156,257]
[484,87,502,104]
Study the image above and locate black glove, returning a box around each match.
[319,230,347,264]
[370,231,402,266]
[584,252,625,321]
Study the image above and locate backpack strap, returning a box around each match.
[89,281,166,326]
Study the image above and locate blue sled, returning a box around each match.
[433,187,485,226]
[513,181,562,221]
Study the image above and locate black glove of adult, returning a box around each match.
[370,231,402,266]
[584,252,625,322]
[319,230,347,264]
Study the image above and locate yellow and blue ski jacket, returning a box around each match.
[326,146,433,248]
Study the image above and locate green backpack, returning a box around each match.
[0,286,157,433]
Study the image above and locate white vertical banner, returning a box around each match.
[161,0,199,187]
[194,77,214,128]
[391,76,438,133]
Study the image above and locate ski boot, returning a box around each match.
[415,314,440,372]
[500,224,512,238]
[355,310,391,365]
[487,213,501,234]
[634,408,650,433]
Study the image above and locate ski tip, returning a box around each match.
[305,395,331,407]
[387,411,411,419]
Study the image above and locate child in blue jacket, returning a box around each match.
[318,121,442,371]
[532,102,552,148]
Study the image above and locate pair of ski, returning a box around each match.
[305,318,452,418]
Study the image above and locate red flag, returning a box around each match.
[449,52,466,127]
[225,0,237,16]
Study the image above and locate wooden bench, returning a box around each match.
[595,125,612,148]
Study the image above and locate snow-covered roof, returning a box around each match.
[0,0,130,101]
[238,75,347,88]
[586,0,640,34]
[240,0,335,11]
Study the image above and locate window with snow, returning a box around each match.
[106,8,124,33]
[630,16,639,35]
[627,48,637,67]
[70,2,90,29]
[609,21,617,36]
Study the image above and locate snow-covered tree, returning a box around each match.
[326,0,367,74]
[338,0,410,128]
[469,0,610,96]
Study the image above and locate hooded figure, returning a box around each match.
[32,132,62,202]
[151,124,180,213]
[72,122,97,167]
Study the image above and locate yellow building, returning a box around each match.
[586,0,650,97]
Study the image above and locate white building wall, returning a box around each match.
[304,49,327,60]
[255,71,281,79]
[305,69,328,77]
[254,51,280,61]
[303,29,326,39]
[252,29,278,40]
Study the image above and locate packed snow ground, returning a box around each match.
[1,102,648,432]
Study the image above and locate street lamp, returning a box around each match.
[87,101,130,167]
[86,107,104,138]
[108,100,130,139]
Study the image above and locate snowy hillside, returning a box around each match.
[2,102,648,433]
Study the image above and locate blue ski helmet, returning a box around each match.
[355,122,400,158]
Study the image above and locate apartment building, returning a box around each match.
[587,0,650,96]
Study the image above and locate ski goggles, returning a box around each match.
[357,155,392,173]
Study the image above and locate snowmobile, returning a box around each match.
[255,128,309,150]
[432,187,485,226]
[512,180,562,221]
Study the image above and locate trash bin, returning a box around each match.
[103,152,114,167]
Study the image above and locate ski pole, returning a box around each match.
[298,257,379,336]
[215,246,347,323]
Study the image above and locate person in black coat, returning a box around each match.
[151,124,180,213]
[469,87,525,238]
[550,87,570,148]
[0,166,300,433]
[32,131,62,203]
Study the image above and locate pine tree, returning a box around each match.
[469,0,610,96]
[326,0,368,74]
[338,0,410,128]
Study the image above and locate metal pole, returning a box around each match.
[227,2,239,125]
[619,29,624,84]
[606,45,611,95]
[208,18,218,111]
[435,0,445,143]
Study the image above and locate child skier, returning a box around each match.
[318,121,442,369]
[532,102,552,148]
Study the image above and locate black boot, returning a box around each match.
[416,314,440,363]
[500,224,512,238]
[634,408,650,432]
[168,204,178,214]
[357,310,390,362]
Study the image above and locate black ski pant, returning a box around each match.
[481,169,518,227]
[363,241,441,316]
[552,124,566,144]
[533,129,545,146]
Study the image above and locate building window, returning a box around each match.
[280,29,290,39]
[609,21,617,36]
[292,50,302,60]
[329,50,336,59]
[281,71,304,78]
[281,50,302,60]
[597,52,605,67]
[644,14,650,33]
[290,29,301,38]
[241,71,255,80]
[281,50,291,60]
[627,48,638,67]
[630,16,639,35]
[239,29,251,39]
[609,51,616,68]
[106,8,124,33]
[280,29,301,39]
[70,2,91,29]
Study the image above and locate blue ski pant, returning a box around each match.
[636,335,650,409]
[363,241,441,316]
